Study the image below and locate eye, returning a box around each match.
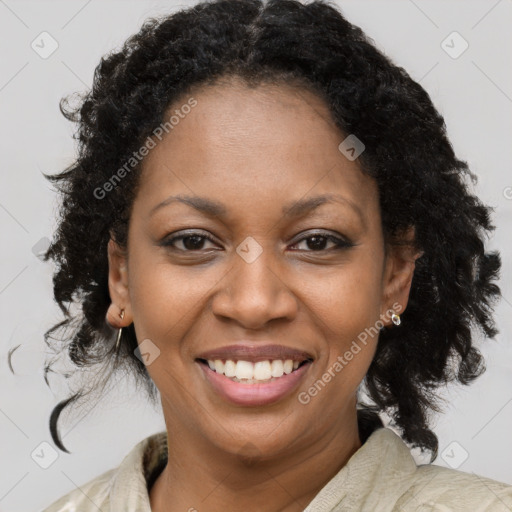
[289,231,354,252]
[160,231,219,251]
[160,230,354,253]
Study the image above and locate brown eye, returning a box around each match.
[161,231,218,251]
[289,232,354,252]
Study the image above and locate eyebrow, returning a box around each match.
[281,193,364,221]
[149,193,364,222]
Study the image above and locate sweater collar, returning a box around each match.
[109,425,417,511]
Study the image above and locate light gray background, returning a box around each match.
[0,1,511,511]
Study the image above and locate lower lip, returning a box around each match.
[197,361,312,406]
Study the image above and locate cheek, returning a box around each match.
[127,241,221,343]
[310,252,383,327]
[126,250,216,411]
[303,251,384,376]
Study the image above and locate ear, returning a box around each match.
[380,226,423,326]
[105,236,132,328]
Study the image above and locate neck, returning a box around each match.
[149,407,362,512]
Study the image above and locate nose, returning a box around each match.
[211,244,298,329]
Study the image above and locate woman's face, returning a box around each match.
[107,77,417,459]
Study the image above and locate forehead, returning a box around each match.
[134,78,379,224]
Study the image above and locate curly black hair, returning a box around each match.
[38,0,501,461]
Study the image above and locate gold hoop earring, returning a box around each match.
[115,309,125,351]
[391,313,401,326]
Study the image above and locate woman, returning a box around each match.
[40,0,511,510]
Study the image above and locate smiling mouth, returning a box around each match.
[196,358,313,384]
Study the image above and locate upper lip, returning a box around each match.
[196,344,314,363]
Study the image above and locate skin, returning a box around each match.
[106,76,422,511]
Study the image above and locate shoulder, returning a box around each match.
[40,431,167,512]
[398,462,512,511]
[317,427,512,512]
[40,467,116,512]
[373,428,512,511]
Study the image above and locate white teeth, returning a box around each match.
[271,360,284,377]
[235,360,254,380]
[214,359,224,374]
[206,358,305,381]
[254,361,272,380]
[224,359,236,377]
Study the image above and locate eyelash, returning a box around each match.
[160,230,354,253]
